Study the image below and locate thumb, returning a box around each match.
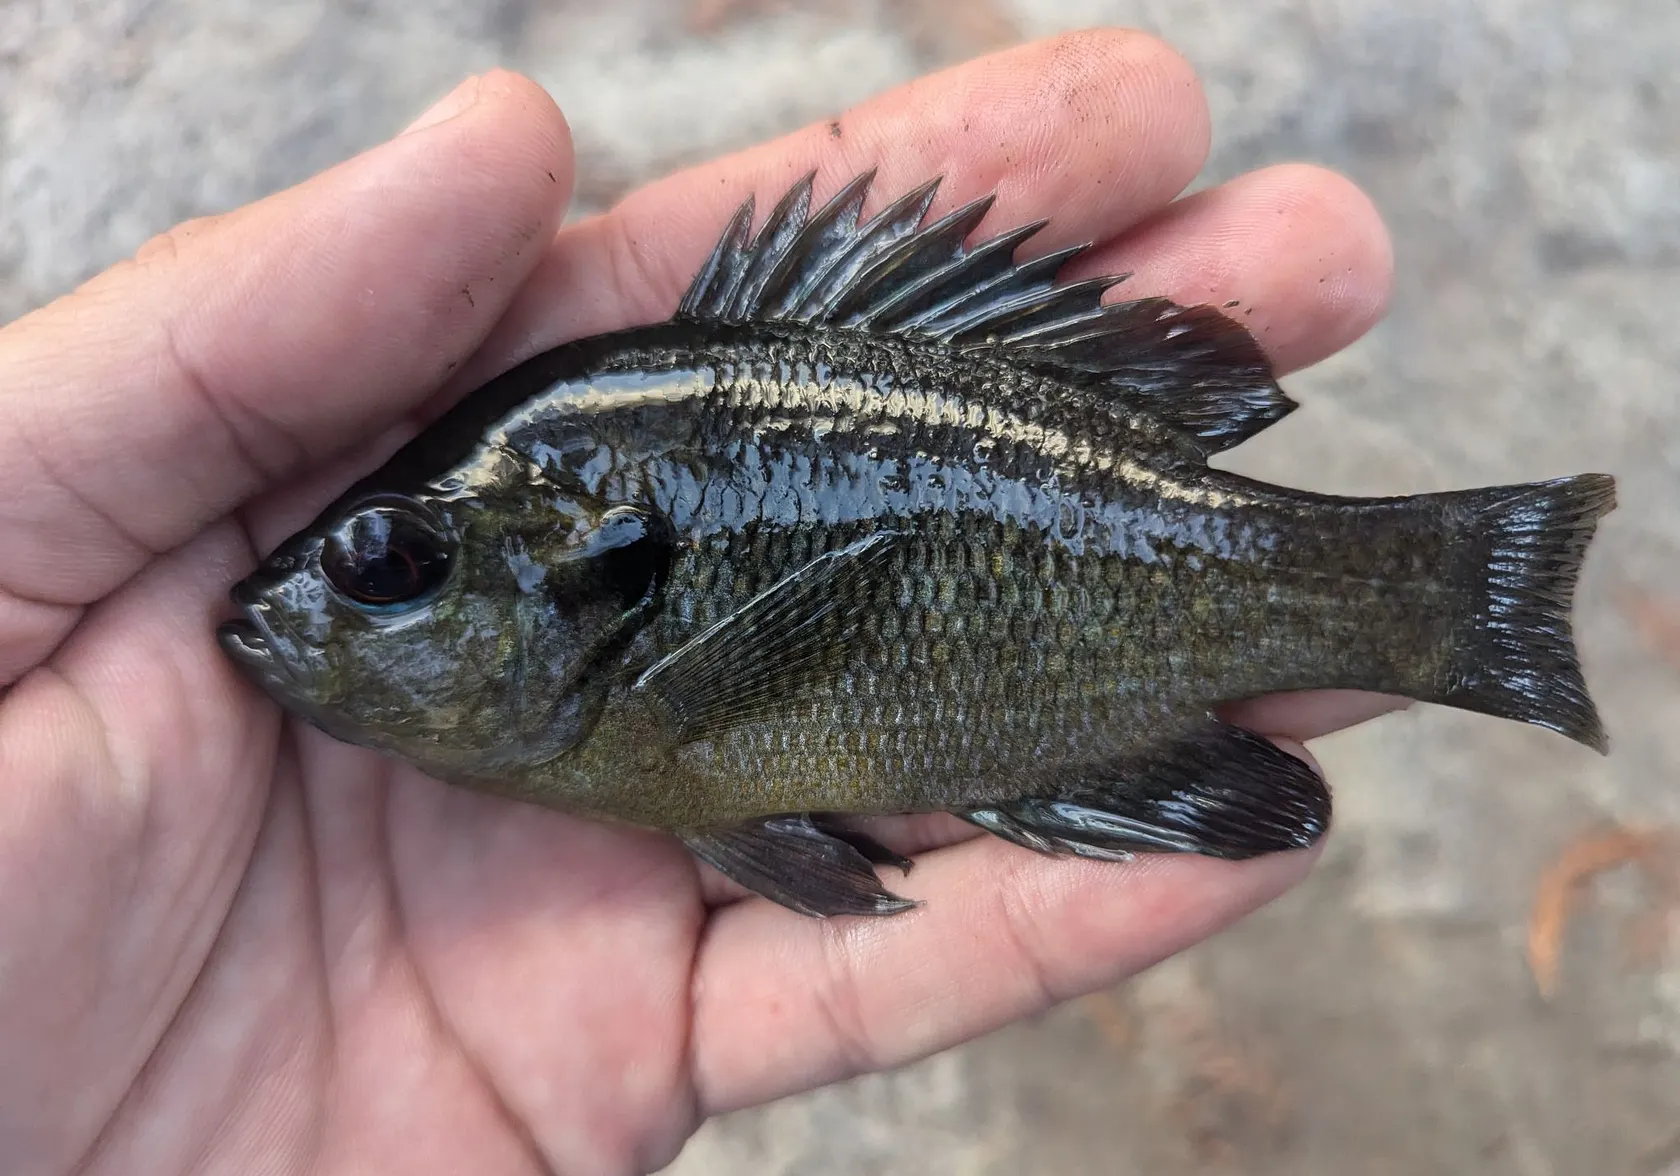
[0,69,571,650]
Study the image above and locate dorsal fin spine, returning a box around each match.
[672,170,1294,454]
[914,243,1091,339]
[867,219,1052,332]
[725,171,816,321]
[793,177,943,320]
[677,196,754,319]
[760,169,877,318]
[827,193,998,326]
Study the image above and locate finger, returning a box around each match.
[691,828,1318,1114]
[1083,162,1394,375]
[0,70,572,627]
[0,519,279,1171]
[444,29,1212,396]
[1223,689,1412,741]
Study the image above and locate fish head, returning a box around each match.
[217,450,672,773]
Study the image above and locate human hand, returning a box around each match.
[0,31,1395,1175]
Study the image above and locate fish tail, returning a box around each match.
[1431,473,1616,752]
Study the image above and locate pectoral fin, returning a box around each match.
[633,531,902,742]
[682,814,917,917]
[962,720,1330,861]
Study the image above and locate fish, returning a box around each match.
[218,169,1617,918]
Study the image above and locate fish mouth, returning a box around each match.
[217,602,312,698]
[216,616,275,670]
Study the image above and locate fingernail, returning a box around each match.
[402,76,482,135]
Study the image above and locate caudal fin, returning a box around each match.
[1438,473,1616,752]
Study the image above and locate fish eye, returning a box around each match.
[322,499,454,611]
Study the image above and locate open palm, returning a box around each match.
[0,32,1399,1176]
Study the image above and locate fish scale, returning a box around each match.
[220,170,1615,918]
[571,346,1346,814]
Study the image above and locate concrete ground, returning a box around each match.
[4,1,1677,1172]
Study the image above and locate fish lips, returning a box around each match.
[217,599,316,701]
[217,615,276,671]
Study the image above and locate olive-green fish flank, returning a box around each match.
[220,170,1616,917]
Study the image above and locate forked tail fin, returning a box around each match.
[1436,473,1616,751]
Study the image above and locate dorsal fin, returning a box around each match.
[723,172,815,320]
[674,171,1295,453]
[676,196,755,320]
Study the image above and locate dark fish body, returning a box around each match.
[220,171,1615,917]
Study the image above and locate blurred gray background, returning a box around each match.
[4,1,1677,1172]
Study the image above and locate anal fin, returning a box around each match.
[962,721,1330,862]
[682,814,916,917]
